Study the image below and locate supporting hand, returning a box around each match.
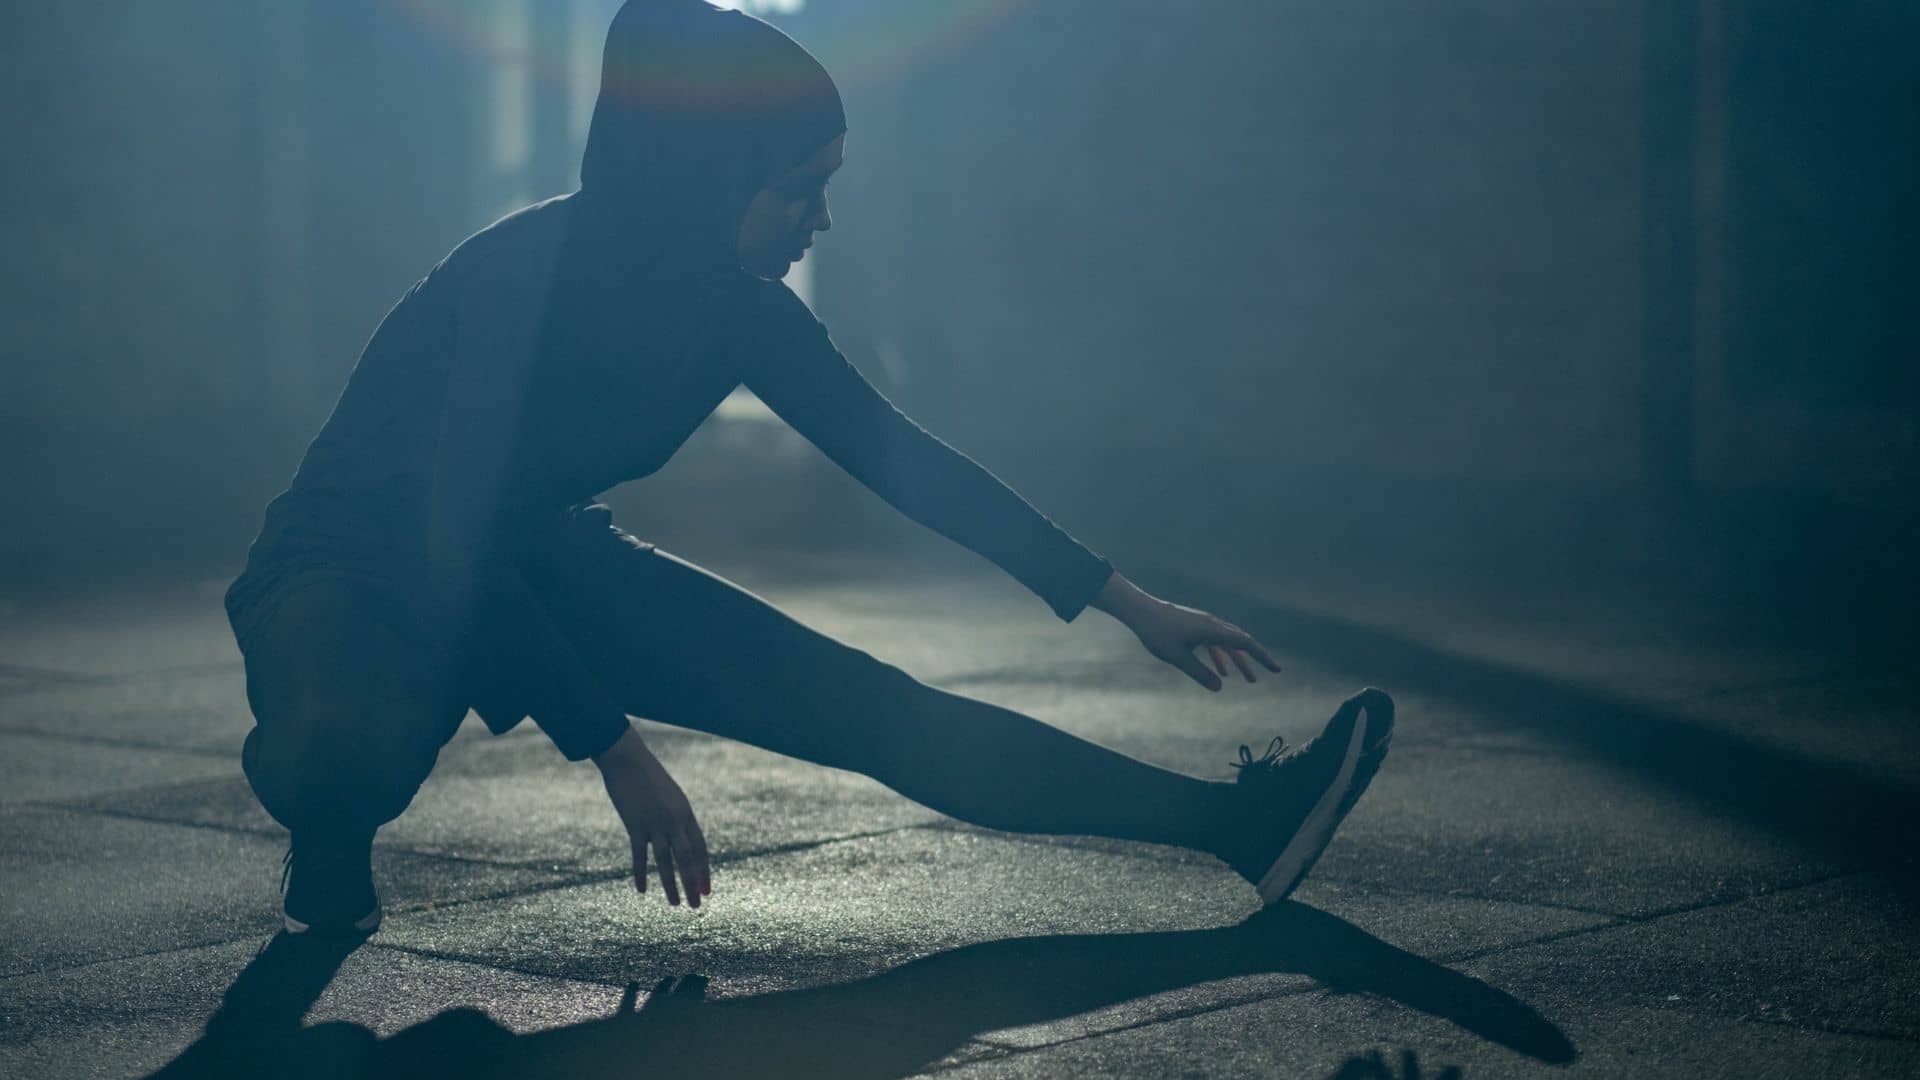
[1091,572,1282,692]
[594,724,712,908]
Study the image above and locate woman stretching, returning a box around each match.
[225,0,1393,936]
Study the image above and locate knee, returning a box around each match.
[243,701,447,831]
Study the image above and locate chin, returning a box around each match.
[741,257,787,282]
[743,253,794,281]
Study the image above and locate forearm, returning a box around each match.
[1089,569,1160,625]
[591,720,648,770]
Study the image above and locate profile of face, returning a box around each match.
[736,133,845,280]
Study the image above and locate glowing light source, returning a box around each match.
[711,0,805,13]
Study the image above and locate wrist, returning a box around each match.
[591,721,648,772]
[1090,571,1157,622]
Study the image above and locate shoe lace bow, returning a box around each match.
[1232,735,1289,773]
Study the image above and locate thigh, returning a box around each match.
[240,576,466,756]
[533,519,927,767]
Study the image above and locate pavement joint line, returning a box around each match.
[4,810,1904,1046]
[0,660,241,698]
[0,930,283,982]
[0,662,117,688]
[943,913,1644,1057]
[1723,1008,1920,1046]
[876,822,1868,927]
[940,893,1753,1062]
[8,866,1913,1053]
[24,798,926,880]
[1345,881,1633,921]
[358,823,930,922]
[932,866,1908,1057]
[368,940,638,993]
[0,724,236,760]
[1657,668,1876,706]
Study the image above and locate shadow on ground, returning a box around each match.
[149,902,1568,1079]
[1157,572,1920,889]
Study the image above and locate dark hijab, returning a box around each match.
[574,0,846,274]
[519,0,846,505]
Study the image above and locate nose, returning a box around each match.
[811,194,832,234]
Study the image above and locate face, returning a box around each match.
[737,133,845,280]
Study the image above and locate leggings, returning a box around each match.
[237,520,1233,854]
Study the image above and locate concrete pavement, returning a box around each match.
[2,548,1915,1077]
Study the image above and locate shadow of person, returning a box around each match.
[153,902,1573,1079]
[150,931,375,1079]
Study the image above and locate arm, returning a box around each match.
[736,284,1114,622]
[733,282,1283,690]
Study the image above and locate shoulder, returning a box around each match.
[419,195,576,302]
[730,276,830,346]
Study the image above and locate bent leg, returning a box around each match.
[239,579,467,839]
[540,531,1234,853]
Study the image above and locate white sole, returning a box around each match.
[284,907,382,935]
[1255,709,1379,905]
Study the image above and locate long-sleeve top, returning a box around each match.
[225,193,1114,761]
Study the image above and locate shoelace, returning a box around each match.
[279,846,295,897]
[1231,735,1289,774]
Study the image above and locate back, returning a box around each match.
[224,197,579,645]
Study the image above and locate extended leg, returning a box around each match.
[535,530,1236,854]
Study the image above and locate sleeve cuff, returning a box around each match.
[1043,551,1115,624]
[544,710,633,763]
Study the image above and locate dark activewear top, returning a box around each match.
[224,193,1115,761]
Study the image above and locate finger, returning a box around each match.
[1228,647,1257,682]
[630,835,649,894]
[654,838,682,906]
[1231,630,1283,672]
[688,825,713,897]
[672,832,702,909]
[1207,644,1229,678]
[1177,648,1223,691]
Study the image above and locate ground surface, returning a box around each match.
[2,546,1916,1078]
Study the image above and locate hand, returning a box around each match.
[1092,572,1282,691]
[594,725,712,908]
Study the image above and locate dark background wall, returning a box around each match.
[3,0,1915,613]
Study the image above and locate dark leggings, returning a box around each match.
[238,525,1233,855]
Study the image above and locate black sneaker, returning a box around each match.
[1218,688,1394,905]
[280,833,381,936]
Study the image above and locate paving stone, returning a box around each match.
[0,669,256,756]
[1468,871,1920,1039]
[76,722,942,876]
[0,732,235,804]
[0,584,238,677]
[377,828,1261,996]
[1298,742,1848,917]
[4,559,1916,1078]
[0,808,569,977]
[0,935,620,1080]
[967,874,1610,1051]
[938,986,1920,1079]
[0,667,493,758]
[370,830,1608,1064]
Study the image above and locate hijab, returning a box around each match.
[518,0,846,506]
[573,0,847,276]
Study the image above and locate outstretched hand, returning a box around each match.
[595,725,712,908]
[1091,572,1282,691]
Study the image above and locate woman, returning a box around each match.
[226,0,1393,936]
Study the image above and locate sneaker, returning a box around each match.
[1218,687,1394,905]
[280,833,381,936]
